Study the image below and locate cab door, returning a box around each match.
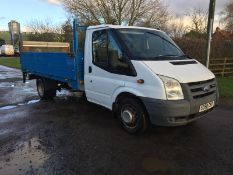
[85,29,132,109]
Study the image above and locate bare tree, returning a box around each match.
[62,0,169,29]
[222,1,233,31]
[61,18,73,43]
[28,18,55,34]
[168,16,187,38]
[187,7,208,33]
[26,18,63,42]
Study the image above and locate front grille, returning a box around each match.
[188,78,215,86]
[187,78,216,99]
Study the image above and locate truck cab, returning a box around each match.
[20,22,218,134]
[84,25,218,133]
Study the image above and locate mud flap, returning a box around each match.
[22,72,27,83]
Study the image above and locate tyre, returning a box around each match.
[117,97,149,134]
[36,78,56,100]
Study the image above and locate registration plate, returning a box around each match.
[199,101,215,112]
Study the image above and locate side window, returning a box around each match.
[92,30,108,66]
[108,34,129,71]
[92,29,131,74]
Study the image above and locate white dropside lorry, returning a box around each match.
[20,21,219,134]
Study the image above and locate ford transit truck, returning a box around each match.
[20,20,219,134]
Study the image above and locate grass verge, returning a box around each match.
[0,57,21,69]
[217,76,233,98]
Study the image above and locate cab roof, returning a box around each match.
[87,25,161,32]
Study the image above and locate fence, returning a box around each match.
[208,58,233,77]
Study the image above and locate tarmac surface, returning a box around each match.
[0,65,233,175]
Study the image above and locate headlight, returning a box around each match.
[159,75,184,100]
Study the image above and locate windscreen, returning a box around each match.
[116,29,186,60]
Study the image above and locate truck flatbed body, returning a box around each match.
[20,20,86,90]
[20,51,84,90]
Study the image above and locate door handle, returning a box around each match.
[89,66,92,73]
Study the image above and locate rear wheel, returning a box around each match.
[117,97,149,134]
[36,78,56,100]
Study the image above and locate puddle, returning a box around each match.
[27,100,40,104]
[0,100,40,111]
[0,90,81,111]
[0,129,12,137]
[0,138,49,175]
[0,66,22,80]
[0,81,34,88]
[142,157,175,173]
[0,105,17,110]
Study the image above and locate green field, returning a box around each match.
[0,57,21,69]
[217,77,233,98]
[0,57,232,98]
[0,31,10,44]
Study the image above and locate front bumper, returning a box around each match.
[140,93,218,126]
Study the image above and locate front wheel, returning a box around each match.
[36,78,56,100]
[117,97,149,134]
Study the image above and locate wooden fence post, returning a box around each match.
[222,58,227,77]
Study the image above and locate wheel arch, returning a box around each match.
[112,87,144,103]
[112,90,150,122]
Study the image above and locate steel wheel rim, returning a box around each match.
[121,104,138,129]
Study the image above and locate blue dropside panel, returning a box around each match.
[77,52,84,83]
[20,52,79,90]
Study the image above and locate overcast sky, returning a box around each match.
[0,0,230,31]
[166,0,229,28]
[166,0,228,15]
